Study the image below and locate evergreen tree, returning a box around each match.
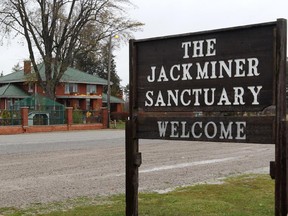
[12,63,21,73]
[75,43,122,97]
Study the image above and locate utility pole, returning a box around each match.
[107,33,112,128]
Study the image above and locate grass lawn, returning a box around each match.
[109,120,126,129]
[0,174,274,216]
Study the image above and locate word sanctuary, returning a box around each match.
[145,86,262,107]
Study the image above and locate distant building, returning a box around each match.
[0,61,124,112]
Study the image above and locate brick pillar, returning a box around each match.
[66,107,73,128]
[21,107,29,128]
[101,107,108,129]
[92,99,102,110]
[117,103,123,112]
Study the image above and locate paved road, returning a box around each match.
[0,130,124,154]
[0,130,274,207]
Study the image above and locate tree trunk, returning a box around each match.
[44,81,56,100]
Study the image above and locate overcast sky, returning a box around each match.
[0,0,288,86]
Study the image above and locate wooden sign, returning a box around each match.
[136,24,275,113]
[126,19,287,216]
[137,115,275,144]
[132,22,278,144]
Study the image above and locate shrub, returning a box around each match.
[73,109,84,124]
[110,112,128,121]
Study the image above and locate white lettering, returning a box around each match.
[204,121,217,139]
[181,63,193,80]
[219,60,233,78]
[203,88,215,105]
[247,58,260,76]
[182,39,217,58]
[180,121,189,138]
[156,121,247,141]
[157,66,169,82]
[180,89,191,106]
[192,40,204,58]
[210,61,217,79]
[147,66,156,82]
[154,91,166,106]
[145,91,154,107]
[192,89,202,106]
[196,62,209,79]
[191,122,202,138]
[206,39,216,56]
[217,88,231,105]
[233,87,245,105]
[147,57,260,83]
[170,64,181,81]
[219,122,233,139]
[170,121,179,137]
[144,86,263,107]
[167,90,179,106]
[235,122,246,140]
[157,121,169,137]
[181,42,192,59]
[234,59,246,77]
[247,86,262,105]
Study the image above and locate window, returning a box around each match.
[65,83,78,94]
[86,84,97,94]
[7,99,13,110]
[28,83,34,93]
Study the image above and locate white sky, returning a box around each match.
[0,0,288,86]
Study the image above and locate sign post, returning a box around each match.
[274,19,287,216]
[126,39,142,216]
[126,19,287,216]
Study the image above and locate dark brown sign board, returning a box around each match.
[136,25,274,113]
[137,115,275,143]
[126,19,287,216]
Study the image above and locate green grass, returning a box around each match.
[0,174,274,216]
[109,121,126,129]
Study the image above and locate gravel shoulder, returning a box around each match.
[0,130,274,207]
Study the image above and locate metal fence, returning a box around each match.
[28,108,65,126]
[0,108,103,126]
[0,110,22,126]
[13,94,65,126]
[73,109,102,124]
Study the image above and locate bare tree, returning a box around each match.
[0,0,143,99]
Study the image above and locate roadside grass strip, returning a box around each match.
[0,174,274,216]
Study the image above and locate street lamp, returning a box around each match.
[106,26,133,128]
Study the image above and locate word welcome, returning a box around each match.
[157,120,246,140]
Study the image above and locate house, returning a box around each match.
[102,93,125,113]
[0,61,124,112]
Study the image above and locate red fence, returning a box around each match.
[0,107,108,135]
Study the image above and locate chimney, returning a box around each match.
[24,60,31,74]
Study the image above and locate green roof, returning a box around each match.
[0,71,26,83]
[0,63,108,85]
[60,67,108,85]
[0,84,29,98]
[102,93,125,104]
[15,94,64,108]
